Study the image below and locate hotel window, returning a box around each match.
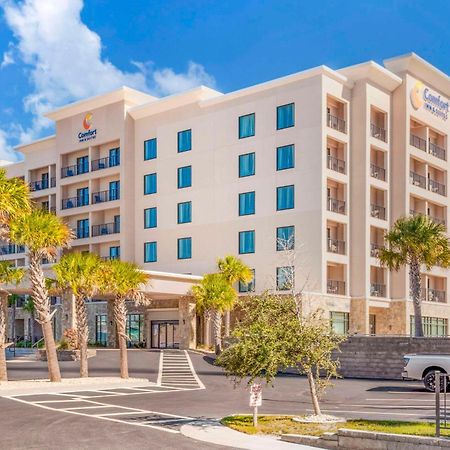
[239,191,255,216]
[239,113,255,139]
[109,147,120,166]
[95,315,107,346]
[276,266,294,290]
[77,187,89,207]
[239,269,255,293]
[239,152,255,177]
[77,219,89,239]
[410,316,448,337]
[77,155,89,174]
[126,313,144,344]
[178,129,192,152]
[144,241,157,263]
[277,103,295,130]
[109,246,120,260]
[178,165,192,189]
[177,201,192,224]
[178,237,192,259]
[239,230,255,254]
[330,312,349,335]
[144,207,157,229]
[276,226,295,251]
[277,144,295,171]
[277,185,295,210]
[109,180,120,201]
[144,173,157,195]
[144,138,157,160]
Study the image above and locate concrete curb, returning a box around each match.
[180,420,324,449]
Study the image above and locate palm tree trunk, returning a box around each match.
[0,292,8,382]
[213,310,222,355]
[113,297,128,379]
[30,311,35,346]
[409,258,424,337]
[224,310,231,337]
[28,252,61,382]
[306,369,322,416]
[75,295,89,378]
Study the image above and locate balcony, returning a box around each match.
[327,155,346,174]
[30,177,56,192]
[327,197,346,215]
[410,134,427,152]
[410,171,426,189]
[422,288,446,303]
[370,283,386,298]
[429,141,446,161]
[91,155,120,172]
[327,280,345,295]
[327,113,346,133]
[74,228,89,239]
[61,196,89,210]
[370,242,383,258]
[429,215,446,227]
[371,204,386,220]
[91,190,120,204]
[371,123,387,142]
[91,222,120,237]
[61,163,89,178]
[370,164,386,181]
[0,244,25,255]
[100,255,120,261]
[428,178,446,196]
[327,238,346,255]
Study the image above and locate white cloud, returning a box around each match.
[0,129,21,162]
[0,45,14,68]
[0,0,215,161]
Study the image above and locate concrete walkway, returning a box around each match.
[181,420,324,450]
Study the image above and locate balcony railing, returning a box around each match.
[410,171,426,189]
[91,155,120,172]
[61,162,89,178]
[409,209,421,217]
[100,255,120,261]
[371,204,386,220]
[410,134,427,151]
[327,238,346,255]
[370,283,386,298]
[428,178,446,196]
[91,190,120,204]
[30,177,55,192]
[327,280,345,295]
[91,222,121,237]
[371,123,387,142]
[327,113,346,133]
[0,244,25,255]
[327,197,346,215]
[327,155,346,174]
[429,141,446,161]
[370,163,386,181]
[429,215,446,227]
[61,196,89,210]
[370,242,383,258]
[421,288,446,303]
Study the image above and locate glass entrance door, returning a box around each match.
[151,320,180,349]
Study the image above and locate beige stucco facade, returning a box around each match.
[1,53,450,341]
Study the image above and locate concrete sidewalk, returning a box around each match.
[181,420,324,450]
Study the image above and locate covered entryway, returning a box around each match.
[151,320,180,349]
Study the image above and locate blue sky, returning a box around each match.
[0,0,448,162]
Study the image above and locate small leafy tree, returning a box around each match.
[54,252,103,378]
[99,260,149,379]
[217,292,345,417]
[379,215,450,337]
[192,273,236,355]
[0,262,25,382]
[9,209,73,382]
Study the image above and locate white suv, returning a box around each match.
[403,354,450,392]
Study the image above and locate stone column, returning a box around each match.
[178,297,196,350]
[106,300,117,348]
[203,314,211,348]
[60,290,76,340]
[349,297,369,334]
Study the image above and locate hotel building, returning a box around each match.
[1,53,449,348]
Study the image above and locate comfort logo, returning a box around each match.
[410,82,424,110]
[82,112,93,130]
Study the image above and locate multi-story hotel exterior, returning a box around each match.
[1,53,449,348]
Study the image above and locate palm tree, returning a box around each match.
[54,252,102,378]
[0,168,31,225]
[22,298,36,346]
[379,215,450,337]
[192,273,237,355]
[9,209,73,382]
[0,262,25,382]
[217,255,252,337]
[99,260,149,379]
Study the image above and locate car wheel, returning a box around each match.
[423,370,447,392]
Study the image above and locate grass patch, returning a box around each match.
[221,415,450,438]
